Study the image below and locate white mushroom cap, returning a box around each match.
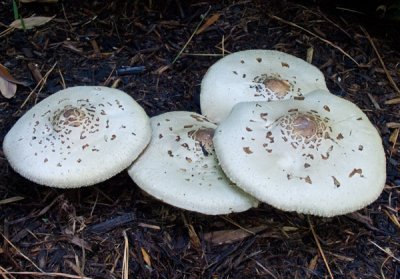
[213,90,386,217]
[3,86,151,188]
[200,49,329,123]
[127,111,259,215]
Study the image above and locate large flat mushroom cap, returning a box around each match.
[3,86,151,188]
[213,90,386,217]
[200,49,329,123]
[128,111,259,215]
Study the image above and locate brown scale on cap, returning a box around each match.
[52,106,87,132]
[49,103,107,145]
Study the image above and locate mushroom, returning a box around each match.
[213,90,386,217]
[3,86,151,188]
[200,49,329,123]
[127,111,259,215]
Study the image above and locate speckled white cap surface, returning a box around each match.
[200,49,329,123]
[128,111,259,215]
[3,86,151,188]
[213,90,386,217]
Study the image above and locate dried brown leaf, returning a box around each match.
[0,76,17,99]
[20,0,58,2]
[9,16,55,30]
[196,13,220,35]
[69,235,92,251]
[187,224,201,249]
[389,128,399,144]
[203,225,268,245]
[141,247,152,267]
[0,63,21,84]
[307,255,319,278]
[155,65,171,75]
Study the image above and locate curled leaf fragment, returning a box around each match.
[9,15,55,30]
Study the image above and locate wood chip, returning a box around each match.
[385,98,400,105]
[387,122,400,129]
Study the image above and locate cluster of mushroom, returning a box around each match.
[200,50,386,217]
[3,49,386,217]
[2,85,258,215]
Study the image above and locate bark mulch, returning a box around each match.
[0,0,399,278]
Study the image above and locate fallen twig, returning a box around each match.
[308,216,334,279]
[0,232,44,273]
[122,230,129,279]
[269,14,359,66]
[361,26,400,95]
[369,240,400,262]
[0,271,91,279]
[20,62,57,109]
[172,6,211,65]
[87,212,135,234]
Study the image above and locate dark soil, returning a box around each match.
[0,0,399,278]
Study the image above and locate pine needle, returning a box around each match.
[308,216,334,279]
[0,232,44,273]
[361,26,400,95]
[269,14,359,66]
[122,230,129,279]
[172,6,211,65]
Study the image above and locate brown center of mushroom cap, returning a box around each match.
[192,128,215,143]
[263,78,290,98]
[277,112,328,145]
[292,115,317,138]
[188,128,215,156]
[52,106,88,132]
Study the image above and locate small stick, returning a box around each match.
[0,265,15,279]
[20,62,57,109]
[102,65,116,87]
[385,98,400,105]
[367,93,381,110]
[254,260,279,279]
[180,53,224,57]
[369,240,400,262]
[221,34,225,57]
[308,216,334,279]
[0,232,44,273]
[58,68,66,89]
[88,212,135,234]
[269,15,359,66]
[61,2,73,30]
[220,215,256,235]
[122,230,129,279]
[361,26,400,95]
[116,66,146,76]
[387,122,400,129]
[0,271,90,279]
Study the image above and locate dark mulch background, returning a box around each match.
[1,0,399,278]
